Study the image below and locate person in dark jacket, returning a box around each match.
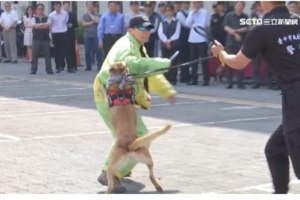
[30,3,53,75]
[144,1,160,57]
[62,1,78,71]
[0,7,4,62]
[211,1,227,46]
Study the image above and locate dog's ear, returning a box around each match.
[119,62,128,75]
[109,65,117,75]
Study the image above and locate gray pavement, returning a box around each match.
[0,50,299,194]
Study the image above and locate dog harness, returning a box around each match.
[107,88,135,108]
[107,74,135,108]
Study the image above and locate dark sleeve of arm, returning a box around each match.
[222,13,229,27]
[240,26,266,59]
[73,13,78,29]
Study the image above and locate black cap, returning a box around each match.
[213,1,225,8]
[129,15,154,29]
[130,1,138,6]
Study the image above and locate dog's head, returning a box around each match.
[109,61,129,76]
[108,61,135,90]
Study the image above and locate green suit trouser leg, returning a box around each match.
[96,102,148,179]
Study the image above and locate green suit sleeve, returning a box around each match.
[114,47,171,78]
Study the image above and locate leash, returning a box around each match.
[129,54,214,77]
[128,25,225,77]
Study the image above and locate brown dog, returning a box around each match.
[99,61,172,194]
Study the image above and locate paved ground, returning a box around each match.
[0,56,299,194]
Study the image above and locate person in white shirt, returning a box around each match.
[176,1,191,83]
[158,5,181,85]
[173,1,182,15]
[49,1,73,73]
[0,2,18,63]
[186,1,210,86]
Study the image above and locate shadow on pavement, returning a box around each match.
[97,179,180,194]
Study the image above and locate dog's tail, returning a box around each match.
[129,124,172,151]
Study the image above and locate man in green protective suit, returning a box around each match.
[93,15,177,193]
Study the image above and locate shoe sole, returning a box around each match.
[98,176,127,193]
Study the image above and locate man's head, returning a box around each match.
[254,2,264,13]
[234,1,246,13]
[86,1,94,12]
[63,1,70,12]
[36,3,45,16]
[213,1,225,13]
[150,1,156,12]
[130,1,139,13]
[4,2,11,12]
[144,2,152,14]
[108,1,118,14]
[288,1,299,13]
[53,1,62,12]
[260,1,286,12]
[158,2,166,14]
[129,15,154,44]
[182,1,190,10]
[94,3,99,13]
[193,1,203,10]
[166,5,174,18]
[174,2,182,13]
[116,2,122,12]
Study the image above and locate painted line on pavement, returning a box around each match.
[0,75,281,110]
[0,83,58,88]
[202,179,300,194]
[0,116,281,143]
[0,109,90,118]
[0,133,20,141]
[152,101,214,107]
[220,106,258,110]
[56,87,90,91]
[0,93,92,101]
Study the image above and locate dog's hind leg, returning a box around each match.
[132,147,163,192]
[106,147,126,194]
